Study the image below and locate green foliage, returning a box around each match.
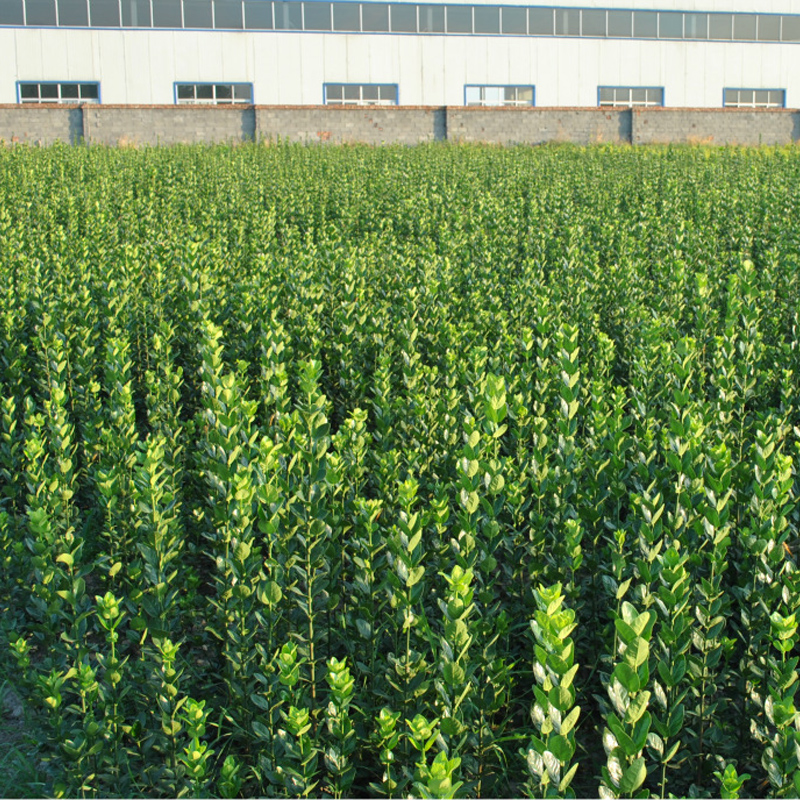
[0,143,798,798]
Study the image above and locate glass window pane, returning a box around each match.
[473,5,497,33]
[582,9,604,36]
[58,0,88,25]
[195,84,213,99]
[362,2,387,31]
[518,86,533,103]
[503,5,527,34]
[503,86,515,101]
[26,0,57,25]
[273,0,299,27]
[555,7,578,35]
[344,85,360,100]
[184,0,212,26]
[19,83,39,98]
[177,84,194,99]
[740,89,753,104]
[647,88,662,104]
[40,83,59,98]
[782,15,800,41]
[214,0,242,27]
[418,3,441,31]
[633,10,656,38]
[445,4,470,32]
[152,0,181,25]
[754,90,769,105]
[215,83,232,99]
[325,84,342,100]
[303,1,330,28]
[379,84,397,102]
[708,13,731,40]
[607,10,630,37]
[769,90,784,106]
[598,87,613,104]
[528,8,555,36]
[244,0,270,27]
[631,88,646,103]
[757,15,779,41]
[389,3,414,31]
[233,83,251,99]
[659,11,681,38]
[733,13,755,40]
[0,0,25,24]
[122,0,150,26]
[723,89,737,105]
[362,84,379,100]
[60,82,79,98]
[90,0,119,25]
[332,0,358,29]
[684,13,706,38]
[465,85,479,104]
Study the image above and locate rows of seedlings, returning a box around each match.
[0,142,798,798]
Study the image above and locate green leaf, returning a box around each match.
[258,580,283,607]
[618,757,647,796]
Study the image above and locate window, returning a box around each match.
[122,0,151,26]
[303,1,331,29]
[598,86,663,108]
[504,5,529,34]
[19,81,100,103]
[658,12,681,39]
[581,9,605,37]
[244,0,271,28]
[708,13,732,40]
[332,1,359,29]
[25,0,57,25]
[445,4,470,33]
[465,84,533,106]
[555,7,578,35]
[607,10,631,37]
[473,5,498,34]
[152,0,181,26]
[723,89,785,109]
[757,15,780,41]
[324,83,398,105]
[175,83,253,104]
[633,10,656,38]
[274,1,301,28]
[214,0,243,27]
[58,0,88,26]
[362,2,388,31]
[389,3,416,32]
[0,0,25,24]
[89,0,119,25]
[184,0,212,27]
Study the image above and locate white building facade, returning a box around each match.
[1,0,799,108]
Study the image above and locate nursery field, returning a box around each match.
[0,142,798,799]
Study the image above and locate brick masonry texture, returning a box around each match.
[2,105,800,147]
[0,106,82,145]
[632,108,800,146]
[447,108,630,145]
[255,107,444,144]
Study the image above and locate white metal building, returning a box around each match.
[1,0,799,108]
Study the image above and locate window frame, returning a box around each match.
[597,86,664,108]
[323,82,399,105]
[722,87,786,109]
[173,81,254,104]
[17,80,101,103]
[463,84,535,106]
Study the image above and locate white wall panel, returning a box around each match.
[4,16,800,107]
